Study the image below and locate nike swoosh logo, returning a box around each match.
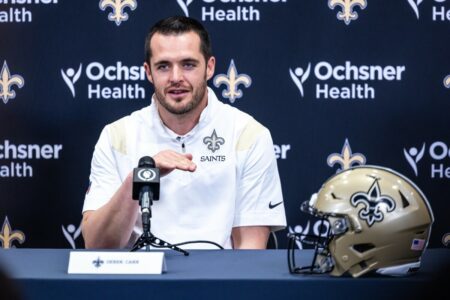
[269,201,283,209]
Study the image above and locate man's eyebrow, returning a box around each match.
[180,58,200,64]
[153,58,200,66]
[153,60,170,66]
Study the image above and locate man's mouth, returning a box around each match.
[167,87,190,96]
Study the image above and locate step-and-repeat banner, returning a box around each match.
[0,0,449,249]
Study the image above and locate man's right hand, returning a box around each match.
[153,150,197,176]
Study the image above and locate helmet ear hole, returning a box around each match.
[399,191,410,208]
[352,243,375,253]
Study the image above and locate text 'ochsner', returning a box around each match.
[0,140,63,178]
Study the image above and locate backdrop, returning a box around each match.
[1,0,449,250]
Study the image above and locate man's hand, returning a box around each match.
[153,150,197,176]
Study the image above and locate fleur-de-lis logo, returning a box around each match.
[177,0,194,17]
[350,179,396,227]
[0,217,25,249]
[92,257,104,268]
[99,0,137,26]
[328,0,367,25]
[203,129,225,153]
[213,59,252,103]
[407,0,423,19]
[442,233,450,247]
[0,61,24,104]
[327,139,366,173]
[444,75,450,89]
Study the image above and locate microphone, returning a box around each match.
[132,156,160,235]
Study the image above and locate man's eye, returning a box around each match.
[184,63,196,69]
[157,65,168,70]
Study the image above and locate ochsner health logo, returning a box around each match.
[404,141,450,179]
[177,0,287,22]
[177,0,194,16]
[404,143,425,176]
[61,61,147,100]
[0,0,59,23]
[407,0,449,22]
[289,60,406,100]
[61,64,82,98]
[289,64,311,98]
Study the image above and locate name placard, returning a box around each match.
[68,251,166,274]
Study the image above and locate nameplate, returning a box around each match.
[68,251,166,274]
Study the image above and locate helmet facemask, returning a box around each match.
[288,198,350,275]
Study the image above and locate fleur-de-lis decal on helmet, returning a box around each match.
[203,129,225,153]
[0,217,25,249]
[327,139,366,173]
[213,59,252,103]
[328,0,367,25]
[0,61,24,104]
[99,0,137,26]
[350,179,396,227]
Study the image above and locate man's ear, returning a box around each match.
[144,62,153,84]
[206,56,216,81]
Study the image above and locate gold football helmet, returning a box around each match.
[288,165,434,277]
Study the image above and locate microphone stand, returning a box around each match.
[131,187,189,256]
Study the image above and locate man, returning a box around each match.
[81,16,286,249]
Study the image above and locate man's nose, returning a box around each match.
[169,66,183,83]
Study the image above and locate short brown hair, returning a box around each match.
[144,16,213,63]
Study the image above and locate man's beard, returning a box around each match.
[154,80,207,115]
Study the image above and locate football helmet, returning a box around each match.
[288,165,434,277]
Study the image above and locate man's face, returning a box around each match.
[144,31,215,116]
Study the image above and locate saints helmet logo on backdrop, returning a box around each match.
[0,61,24,104]
[444,75,450,88]
[443,233,450,247]
[350,178,396,227]
[99,0,137,26]
[213,60,252,103]
[61,64,82,98]
[327,139,366,173]
[177,0,194,17]
[328,0,367,25]
[289,64,311,98]
[0,217,25,249]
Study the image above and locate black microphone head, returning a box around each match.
[138,156,155,168]
[133,156,160,200]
